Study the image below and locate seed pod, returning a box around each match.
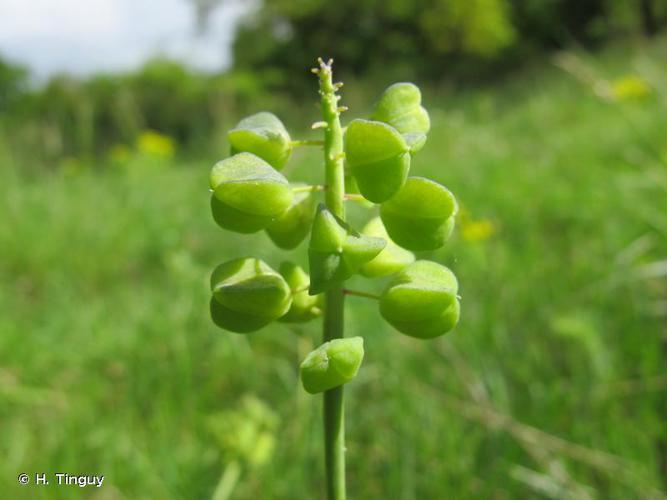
[380,176,457,251]
[278,262,321,323]
[403,132,427,154]
[371,82,430,154]
[228,112,292,170]
[300,337,364,394]
[308,204,386,295]
[344,119,410,203]
[344,173,360,194]
[265,184,316,249]
[359,217,415,278]
[380,261,460,339]
[210,153,293,233]
[210,257,292,333]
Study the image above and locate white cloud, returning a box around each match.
[0,0,122,38]
[0,0,250,78]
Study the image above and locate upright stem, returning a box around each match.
[316,58,347,500]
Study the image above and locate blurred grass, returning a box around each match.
[1,39,667,499]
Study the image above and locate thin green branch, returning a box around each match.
[342,289,380,301]
[344,193,369,203]
[292,184,325,194]
[291,139,325,147]
[211,460,241,500]
[290,185,371,204]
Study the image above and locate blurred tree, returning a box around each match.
[126,58,211,143]
[228,0,666,87]
[231,0,517,84]
[0,57,28,112]
[639,0,658,36]
[509,0,607,48]
[0,55,293,165]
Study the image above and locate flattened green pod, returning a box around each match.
[300,337,364,394]
[278,262,321,323]
[308,204,386,295]
[380,177,457,251]
[359,217,415,278]
[210,257,292,333]
[403,132,427,153]
[380,261,460,338]
[265,184,315,249]
[371,82,430,153]
[210,153,293,233]
[344,119,410,203]
[344,173,360,194]
[228,112,292,170]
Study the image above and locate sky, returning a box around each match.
[0,0,250,79]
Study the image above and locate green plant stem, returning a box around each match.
[291,139,325,147]
[292,184,325,194]
[344,193,369,202]
[317,57,347,500]
[211,460,241,500]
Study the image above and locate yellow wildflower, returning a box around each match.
[136,130,176,158]
[461,218,496,242]
[458,207,497,243]
[611,75,651,101]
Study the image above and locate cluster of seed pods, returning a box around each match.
[208,79,459,394]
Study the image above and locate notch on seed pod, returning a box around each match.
[210,152,293,233]
[380,260,460,339]
[210,257,292,333]
[371,82,430,154]
[344,119,410,203]
[300,337,364,394]
[228,112,292,170]
[380,176,457,251]
[266,184,316,249]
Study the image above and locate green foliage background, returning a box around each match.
[0,2,666,498]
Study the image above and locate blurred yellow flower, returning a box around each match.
[458,207,497,243]
[611,75,651,101]
[136,130,176,158]
[461,219,496,242]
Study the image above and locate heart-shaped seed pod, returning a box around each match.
[210,152,293,233]
[359,217,415,278]
[300,337,364,394]
[344,119,410,203]
[380,260,460,338]
[371,82,430,154]
[278,262,321,323]
[308,204,386,295]
[210,257,292,333]
[228,112,292,170]
[265,184,316,249]
[380,176,457,251]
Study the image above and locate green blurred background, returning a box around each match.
[1,1,666,498]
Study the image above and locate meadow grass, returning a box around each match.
[1,40,666,499]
